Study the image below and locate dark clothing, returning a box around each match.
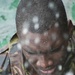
[0,53,9,75]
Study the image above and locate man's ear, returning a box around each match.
[68,20,74,38]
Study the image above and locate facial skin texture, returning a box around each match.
[19,27,69,75]
[16,0,74,75]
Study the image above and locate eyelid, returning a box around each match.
[50,46,62,52]
[25,50,37,55]
[27,51,36,55]
[23,48,36,55]
[23,45,62,55]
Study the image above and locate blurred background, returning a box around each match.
[0,0,75,50]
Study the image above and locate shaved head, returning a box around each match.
[15,1,74,75]
[16,0,68,37]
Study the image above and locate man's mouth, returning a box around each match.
[40,67,55,74]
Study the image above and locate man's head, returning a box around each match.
[16,0,69,35]
[16,0,73,75]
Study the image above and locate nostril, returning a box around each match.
[36,61,47,68]
[36,55,54,68]
[36,60,41,66]
[48,61,53,65]
[36,58,54,69]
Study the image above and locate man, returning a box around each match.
[7,0,75,75]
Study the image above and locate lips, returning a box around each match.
[40,67,55,74]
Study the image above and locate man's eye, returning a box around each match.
[50,46,61,53]
[26,51,36,55]
[24,49,35,55]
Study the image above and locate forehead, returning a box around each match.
[21,26,62,39]
[20,27,65,52]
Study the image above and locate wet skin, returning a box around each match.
[19,27,69,75]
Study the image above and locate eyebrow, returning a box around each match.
[25,49,38,54]
[24,45,62,55]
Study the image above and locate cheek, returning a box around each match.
[51,51,66,62]
[25,54,38,64]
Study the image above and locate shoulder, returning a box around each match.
[9,33,23,65]
[9,44,26,75]
[0,52,9,74]
[9,43,23,65]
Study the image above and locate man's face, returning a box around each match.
[20,27,69,75]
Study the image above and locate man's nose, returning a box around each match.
[36,55,53,68]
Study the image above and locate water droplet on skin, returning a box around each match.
[28,59,34,63]
[17,43,22,50]
[48,2,54,9]
[58,65,62,71]
[67,46,71,52]
[32,16,39,23]
[54,22,59,28]
[22,21,30,34]
[24,39,30,45]
[34,37,40,44]
[43,32,48,36]
[24,61,29,68]
[34,23,39,30]
[14,52,18,55]
[22,28,28,35]
[55,12,60,18]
